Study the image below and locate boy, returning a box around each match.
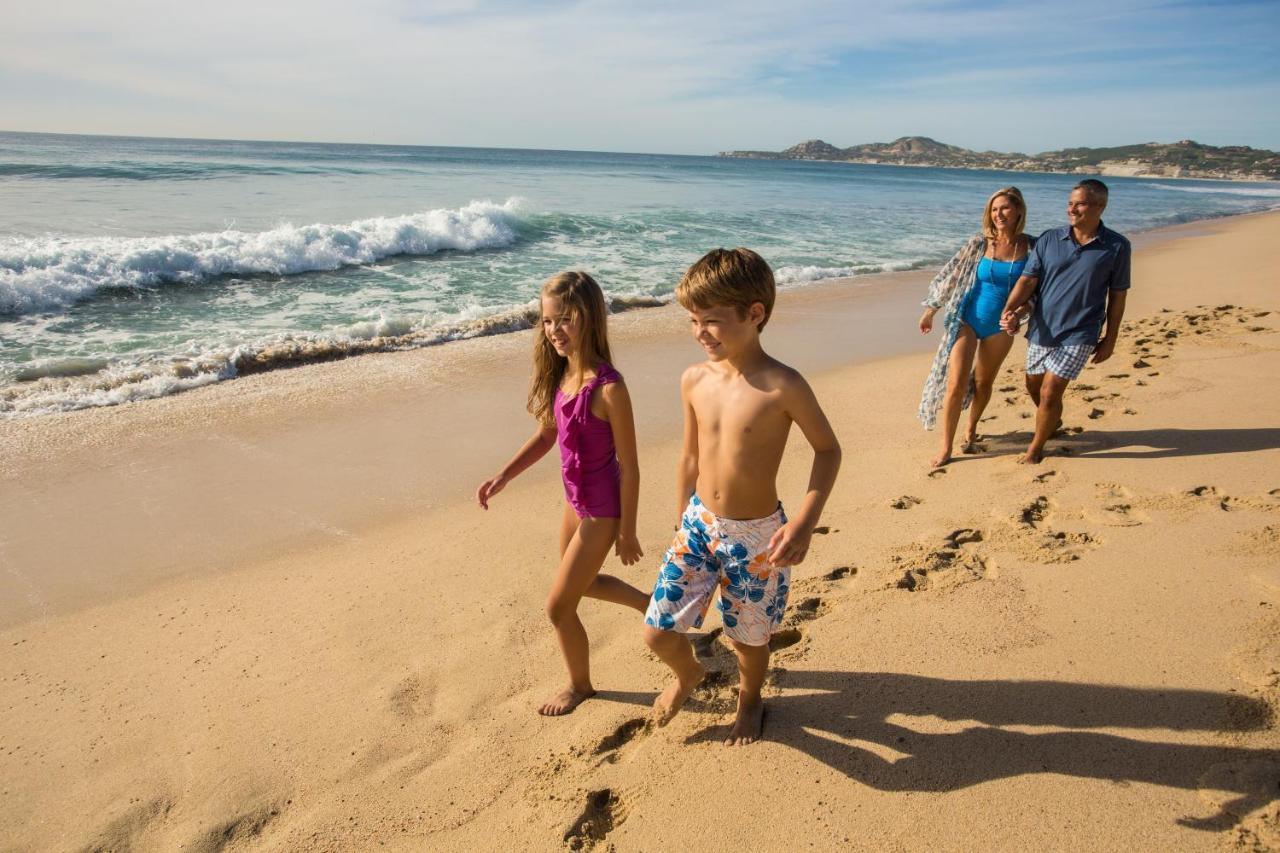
[642,248,842,746]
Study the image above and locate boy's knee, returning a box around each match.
[642,624,671,650]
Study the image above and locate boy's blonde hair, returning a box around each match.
[675,248,776,332]
[980,186,1027,240]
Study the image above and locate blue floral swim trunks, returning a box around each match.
[643,494,790,647]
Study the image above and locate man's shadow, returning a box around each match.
[687,670,1279,830]
[983,426,1280,460]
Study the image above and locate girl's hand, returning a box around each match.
[615,532,644,566]
[918,308,936,334]
[766,521,812,567]
[475,475,507,510]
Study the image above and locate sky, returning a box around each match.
[2,0,1278,155]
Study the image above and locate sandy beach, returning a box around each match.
[2,211,1278,851]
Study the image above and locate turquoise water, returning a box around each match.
[2,131,1277,416]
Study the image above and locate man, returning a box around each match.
[1001,179,1131,463]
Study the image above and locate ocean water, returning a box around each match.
[2,131,1277,417]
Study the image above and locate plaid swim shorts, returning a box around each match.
[1025,342,1095,380]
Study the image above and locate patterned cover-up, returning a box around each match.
[917,234,986,430]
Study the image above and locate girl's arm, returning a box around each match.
[601,381,643,565]
[475,423,557,509]
[675,368,700,519]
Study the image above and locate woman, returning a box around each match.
[918,187,1032,467]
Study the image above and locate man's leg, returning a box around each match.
[1025,372,1071,463]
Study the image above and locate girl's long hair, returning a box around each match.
[528,271,613,427]
[981,186,1027,240]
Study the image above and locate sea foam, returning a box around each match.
[0,198,526,317]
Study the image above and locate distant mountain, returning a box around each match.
[718,137,1280,181]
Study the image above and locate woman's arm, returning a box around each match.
[475,423,557,509]
[602,381,643,565]
[922,234,984,311]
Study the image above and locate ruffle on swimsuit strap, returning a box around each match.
[558,364,620,486]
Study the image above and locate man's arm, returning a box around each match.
[1093,288,1127,364]
[675,369,700,520]
[767,374,842,567]
[1000,274,1039,333]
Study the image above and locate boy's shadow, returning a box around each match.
[686,669,1279,830]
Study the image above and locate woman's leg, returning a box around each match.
[963,331,1017,446]
[934,325,979,467]
[540,515,620,716]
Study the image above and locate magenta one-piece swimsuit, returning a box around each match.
[554,362,623,519]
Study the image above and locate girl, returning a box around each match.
[476,271,650,716]
[917,187,1034,468]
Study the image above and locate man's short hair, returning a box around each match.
[1073,178,1109,205]
[676,248,776,331]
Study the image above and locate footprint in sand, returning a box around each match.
[1095,484,1147,527]
[692,627,726,658]
[1087,408,1107,419]
[1033,470,1058,483]
[1018,496,1052,528]
[891,495,923,509]
[812,526,835,535]
[892,530,993,592]
[791,596,827,623]
[564,788,629,850]
[1105,373,1129,380]
[927,467,948,479]
[768,627,804,651]
[81,796,176,852]
[593,718,650,764]
[1123,409,1137,416]
[999,385,1018,393]
[823,565,855,581]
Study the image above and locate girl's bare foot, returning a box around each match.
[538,686,596,716]
[652,664,705,726]
[1020,449,1044,465]
[930,450,952,468]
[725,698,765,746]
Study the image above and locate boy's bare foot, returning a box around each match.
[725,698,765,746]
[960,441,982,455]
[538,686,596,716]
[930,450,952,468]
[652,664,705,727]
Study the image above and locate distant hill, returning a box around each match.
[718,137,1280,181]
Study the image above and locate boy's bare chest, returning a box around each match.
[691,386,785,444]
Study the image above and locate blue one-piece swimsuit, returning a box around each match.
[960,256,1027,339]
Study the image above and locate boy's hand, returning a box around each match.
[475,475,507,510]
[766,521,812,567]
[615,532,644,566]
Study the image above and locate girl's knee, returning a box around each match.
[545,596,577,627]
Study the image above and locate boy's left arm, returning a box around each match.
[767,375,842,567]
[603,381,644,566]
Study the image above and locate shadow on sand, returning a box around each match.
[686,670,1279,830]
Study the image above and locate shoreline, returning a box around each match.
[1,207,1278,849]
[5,204,1277,421]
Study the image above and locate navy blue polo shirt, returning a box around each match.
[1024,222,1131,347]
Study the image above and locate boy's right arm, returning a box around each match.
[476,424,558,509]
[674,368,700,520]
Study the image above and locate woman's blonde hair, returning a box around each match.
[981,186,1027,240]
[528,271,613,427]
